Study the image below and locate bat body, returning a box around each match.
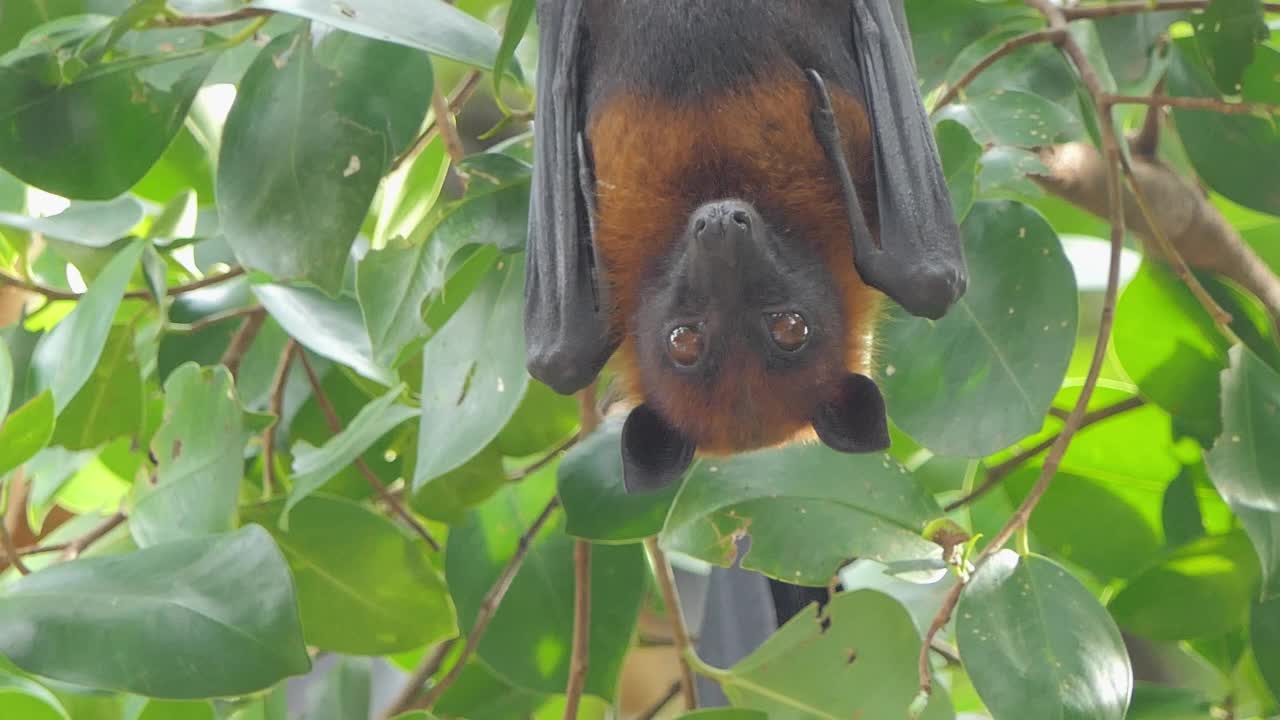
[525,0,967,493]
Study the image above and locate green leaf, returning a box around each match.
[881,201,1077,457]
[1126,685,1214,720]
[254,284,394,385]
[713,590,952,719]
[245,495,456,654]
[495,380,579,458]
[358,153,530,369]
[676,712,768,720]
[0,525,311,698]
[0,22,216,199]
[1253,593,1280,702]
[249,0,502,69]
[410,443,508,525]
[0,390,56,477]
[1168,40,1280,216]
[296,656,370,720]
[1162,466,1207,547]
[0,196,142,248]
[285,384,418,518]
[493,0,534,100]
[28,239,144,413]
[1192,0,1269,94]
[660,443,943,585]
[131,363,248,547]
[977,146,1048,197]
[0,0,92,56]
[934,90,1083,148]
[217,27,432,293]
[1205,345,1280,599]
[559,418,679,543]
[935,119,982,224]
[0,672,68,720]
[1006,466,1162,581]
[446,473,645,699]
[128,699,215,720]
[0,334,11,417]
[1109,531,1260,641]
[904,0,1037,94]
[432,659,545,720]
[414,255,530,488]
[958,552,1132,720]
[1114,261,1228,445]
[48,326,143,451]
[370,136,449,248]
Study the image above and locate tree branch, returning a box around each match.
[262,341,299,500]
[0,482,31,574]
[1062,1,1280,19]
[379,639,456,719]
[1109,94,1280,117]
[564,386,601,720]
[0,267,245,303]
[296,351,440,552]
[218,308,267,380]
[391,71,485,174]
[644,538,698,710]
[417,497,562,709]
[60,512,127,560]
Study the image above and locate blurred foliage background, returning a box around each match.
[1,1,1279,719]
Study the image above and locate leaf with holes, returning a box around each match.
[881,201,1077,457]
[413,255,529,488]
[957,552,1132,720]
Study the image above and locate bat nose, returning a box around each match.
[690,200,759,242]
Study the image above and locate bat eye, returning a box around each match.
[766,312,809,352]
[667,325,704,366]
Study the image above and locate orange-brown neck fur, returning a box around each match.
[588,72,883,454]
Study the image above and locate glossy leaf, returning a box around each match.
[410,443,508,525]
[1109,531,1260,641]
[495,380,579,458]
[958,552,1131,720]
[358,153,531,369]
[431,659,545,720]
[0,22,216,199]
[1253,593,1280,701]
[285,384,418,518]
[296,656,370,720]
[0,673,68,720]
[218,28,432,293]
[249,0,502,69]
[934,90,1083,148]
[0,334,11,417]
[676,712,767,720]
[1191,0,1268,93]
[882,201,1077,457]
[0,394,61,484]
[131,364,248,547]
[1205,345,1280,599]
[414,255,530,488]
[0,525,310,698]
[446,473,645,699]
[48,326,143,451]
[254,284,394,385]
[936,119,982,224]
[128,699,216,720]
[660,443,943,585]
[29,240,144,413]
[246,496,455,655]
[714,590,952,719]
[0,196,142,248]
[904,0,1037,93]
[1168,40,1280,216]
[559,418,679,543]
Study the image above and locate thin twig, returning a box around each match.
[943,396,1146,511]
[508,432,582,482]
[295,351,441,552]
[390,71,485,173]
[644,538,698,710]
[16,542,68,557]
[636,682,683,720]
[563,387,601,720]
[0,267,246,302]
[919,0,1131,700]
[169,305,263,335]
[1062,1,1280,19]
[418,497,562,709]
[0,483,31,574]
[218,307,267,380]
[262,341,300,500]
[61,512,126,560]
[380,639,456,719]
[931,29,1065,114]
[930,639,962,667]
[1108,94,1280,116]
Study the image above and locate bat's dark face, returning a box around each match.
[618,198,890,491]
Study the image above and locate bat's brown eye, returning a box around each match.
[668,326,704,366]
[767,312,809,352]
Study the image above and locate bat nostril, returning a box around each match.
[694,218,708,236]
[730,210,750,229]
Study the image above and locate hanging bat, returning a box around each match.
[524,0,968,494]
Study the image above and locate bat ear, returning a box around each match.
[622,404,696,494]
[811,374,890,454]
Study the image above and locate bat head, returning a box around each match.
[621,198,889,493]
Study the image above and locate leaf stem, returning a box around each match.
[262,340,300,500]
[645,538,699,710]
